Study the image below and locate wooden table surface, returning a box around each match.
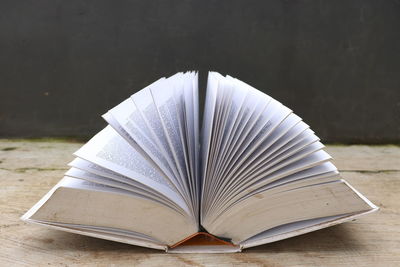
[0,141,399,266]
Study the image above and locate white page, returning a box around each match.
[68,157,157,194]
[210,76,249,183]
[240,213,350,248]
[205,113,303,216]
[250,122,311,167]
[201,73,270,217]
[205,100,293,217]
[149,73,197,217]
[205,93,273,216]
[150,74,192,202]
[67,157,187,215]
[211,140,326,216]
[73,126,190,215]
[65,167,185,216]
[207,131,320,218]
[237,128,319,181]
[221,163,340,214]
[203,77,234,208]
[66,167,159,199]
[205,180,374,244]
[211,91,256,174]
[131,85,179,173]
[210,77,257,182]
[214,89,271,178]
[219,100,292,183]
[210,108,299,209]
[203,75,241,214]
[181,72,200,216]
[105,104,174,177]
[102,112,172,180]
[207,149,333,221]
[236,113,303,174]
[131,84,191,204]
[151,73,188,175]
[243,140,325,186]
[172,72,200,218]
[220,174,343,220]
[234,131,319,188]
[203,77,251,213]
[208,98,284,202]
[251,162,339,194]
[27,177,197,245]
[206,78,234,180]
[231,117,308,184]
[104,99,183,195]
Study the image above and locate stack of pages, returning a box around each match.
[22,72,377,253]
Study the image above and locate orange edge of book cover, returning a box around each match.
[170,232,235,249]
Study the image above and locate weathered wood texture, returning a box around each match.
[0,141,399,266]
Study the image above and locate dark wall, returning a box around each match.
[1,0,399,143]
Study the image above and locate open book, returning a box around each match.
[22,72,378,253]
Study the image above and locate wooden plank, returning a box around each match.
[325,145,400,171]
[0,141,399,266]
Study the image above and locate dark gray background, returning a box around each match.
[1,0,399,143]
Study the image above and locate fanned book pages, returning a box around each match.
[22,72,378,253]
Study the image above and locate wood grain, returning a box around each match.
[0,141,399,266]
